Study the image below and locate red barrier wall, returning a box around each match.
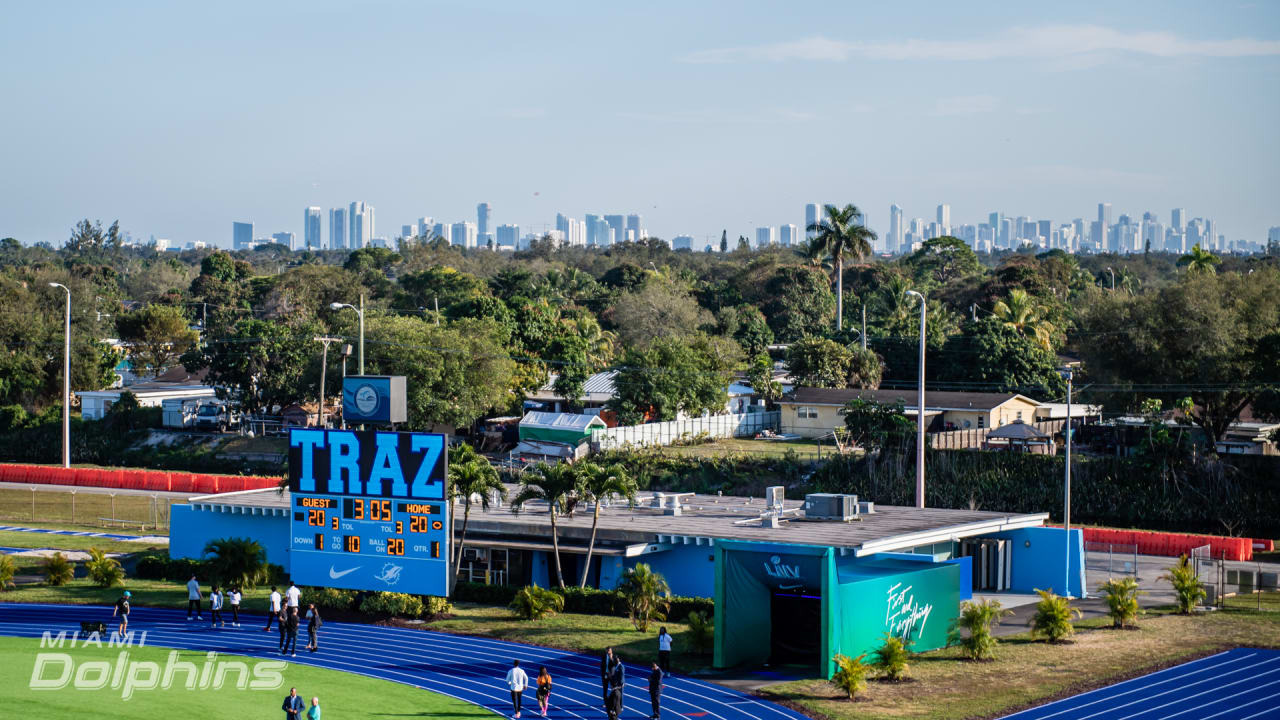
[1079,526,1253,562]
[0,463,280,495]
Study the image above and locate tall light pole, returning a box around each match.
[905,290,927,509]
[1060,367,1074,597]
[48,283,71,468]
[330,294,365,375]
[1105,266,1115,291]
[313,336,342,428]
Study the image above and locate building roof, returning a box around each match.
[985,420,1049,440]
[519,411,607,431]
[525,371,618,403]
[186,486,1047,556]
[782,387,1042,412]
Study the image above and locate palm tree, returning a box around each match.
[992,288,1057,351]
[576,462,638,588]
[1177,244,1221,275]
[618,562,672,632]
[449,446,506,577]
[510,462,582,589]
[202,537,270,588]
[806,204,877,332]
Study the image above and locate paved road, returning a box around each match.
[0,602,809,720]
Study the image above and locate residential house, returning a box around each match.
[77,367,215,420]
[778,387,1045,439]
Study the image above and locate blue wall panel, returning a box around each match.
[874,551,972,600]
[626,544,716,598]
[991,527,1085,598]
[169,505,291,567]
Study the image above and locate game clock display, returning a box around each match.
[287,429,450,597]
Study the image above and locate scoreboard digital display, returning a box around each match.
[287,429,450,597]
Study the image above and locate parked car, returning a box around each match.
[194,403,240,432]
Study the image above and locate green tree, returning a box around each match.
[906,236,981,286]
[42,552,74,586]
[448,444,505,574]
[805,204,876,332]
[185,318,320,415]
[511,462,583,589]
[746,353,782,408]
[115,304,199,374]
[1029,588,1082,643]
[845,345,884,389]
[940,318,1066,398]
[759,265,836,342]
[1098,577,1144,628]
[607,335,738,424]
[947,598,1012,660]
[549,333,594,409]
[64,219,122,264]
[1177,244,1221,275]
[509,584,564,621]
[830,653,870,699]
[396,265,489,311]
[86,547,125,588]
[202,537,270,588]
[843,397,913,452]
[1159,555,1206,614]
[872,633,911,681]
[992,288,1057,351]
[606,275,712,348]
[576,462,637,588]
[0,553,15,591]
[618,562,671,632]
[787,337,853,388]
[686,610,714,654]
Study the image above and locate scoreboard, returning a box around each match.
[287,429,450,597]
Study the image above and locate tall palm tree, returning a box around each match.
[806,204,877,331]
[992,288,1056,351]
[1177,244,1221,275]
[448,448,506,577]
[618,562,672,632]
[510,462,582,589]
[202,537,270,588]
[575,462,638,588]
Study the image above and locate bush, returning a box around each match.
[43,552,74,586]
[667,596,715,623]
[1099,577,1144,628]
[452,582,713,623]
[86,548,125,588]
[873,633,911,681]
[453,581,520,605]
[509,585,564,621]
[359,591,425,618]
[1159,555,1206,614]
[618,563,671,632]
[421,595,452,618]
[830,653,869,699]
[165,557,203,582]
[0,553,16,591]
[202,537,269,588]
[685,610,714,655]
[133,552,170,580]
[304,586,357,611]
[559,586,626,615]
[1029,588,1082,643]
[947,598,1012,660]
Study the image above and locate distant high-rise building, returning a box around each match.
[271,231,296,250]
[584,214,601,246]
[451,221,477,249]
[304,207,322,250]
[1096,202,1112,249]
[672,235,694,250]
[232,221,254,250]
[401,224,418,239]
[1171,208,1185,233]
[779,224,799,247]
[496,224,520,248]
[755,226,777,247]
[805,203,823,239]
[604,215,625,245]
[348,202,374,249]
[329,208,347,249]
[1036,220,1051,243]
[477,203,492,244]
[1268,226,1280,245]
[889,204,905,253]
[626,214,643,242]
[936,204,950,232]
[431,222,450,244]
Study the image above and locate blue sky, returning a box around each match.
[2,1,1278,248]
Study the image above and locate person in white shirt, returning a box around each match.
[657,626,673,673]
[209,586,224,628]
[186,575,203,620]
[504,659,529,718]
[228,587,242,627]
[286,583,301,609]
[264,586,282,631]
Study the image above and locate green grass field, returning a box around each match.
[0,635,489,719]
[660,436,834,460]
[0,488,175,530]
[1,577,280,611]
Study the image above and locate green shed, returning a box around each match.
[518,411,607,445]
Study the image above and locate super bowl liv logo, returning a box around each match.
[885,582,933,640]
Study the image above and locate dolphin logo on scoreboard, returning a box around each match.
[375,562,403,586]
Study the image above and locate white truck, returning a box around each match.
[194,402,241,432]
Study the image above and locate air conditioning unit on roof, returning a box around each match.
[804,493,858,521]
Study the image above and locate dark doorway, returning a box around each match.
[770,591,821,667]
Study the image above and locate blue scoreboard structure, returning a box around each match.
[288,429,450,597]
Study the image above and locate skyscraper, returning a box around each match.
[451,221,477,249]
[1171,208,1186,233]
[1097,202,1112,249]
[232,221,253,250]
[626,214,643,242]
[604,215,625,245]
[779,224,799,247]
[584,214,601,246]
[755,226,776,248]
[304,207,322,251]
[272,231,296,250]
[476,203,492,244]
[889,204,904,252]
[805,203,822,239]
[496,224,519,248]
[936,204,950,232]
[329,208,347,249]
[349,202,374,249]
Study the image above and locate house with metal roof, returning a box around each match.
[778,387,1046,438]
[518,411,608,445]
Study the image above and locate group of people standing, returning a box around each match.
[180,577,323,657]
[505,627,673,720]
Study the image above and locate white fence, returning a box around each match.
[591,411,781,450]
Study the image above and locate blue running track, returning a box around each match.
[0,603,810,720]
[1001,647,1280,720]
[0,525,156,541]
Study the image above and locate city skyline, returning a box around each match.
[2,3,1278,247]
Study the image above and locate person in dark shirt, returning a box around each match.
[607,657,626,720]
[648,661,665,719]
[112,590,131,635]
[284,607,300,657]
[282,687,304,720]
[277,605,289,653]
[305,603,322,652]
[600,647,614,711]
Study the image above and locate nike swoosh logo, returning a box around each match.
[329,565,359,579]
[779,584,803,590]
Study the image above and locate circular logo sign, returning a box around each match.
[354,384,380,415]
[770,555,781,565]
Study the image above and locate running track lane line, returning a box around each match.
[0,525,156,541]
[0,603,812,720]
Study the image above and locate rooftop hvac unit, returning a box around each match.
[804,493,859,521]
[765,485,785,511]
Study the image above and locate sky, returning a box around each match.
[2,1,1278,249]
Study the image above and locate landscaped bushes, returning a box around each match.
[454,581,714,621]
[304,586,358,611]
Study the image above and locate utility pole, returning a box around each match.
[861,304,867,351]
[314,336,342,428]
[49,283,71,468]
[434,297,440,325]
[1061,367,1074,597]
[971,304,977,322]
[906,290,927,509]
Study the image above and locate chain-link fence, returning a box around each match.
[0,487,173,530]
[1197,550,1280,610]
[1085,541,1139,579]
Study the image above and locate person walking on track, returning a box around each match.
[535,666,552,717]
[305,603,322,652]
[648,661,665,719]
[600,647,615,711]
[505,658,528,718]
[186,575,203,620]
[657,626,673,673]
[276,605,289,653]
[286,582,301,610]
[264,586,281,631]
[228,586,242,627]
[607,655,626,720]
[210,586,224,628]
[112,590,131,636]
[284,606,300,657]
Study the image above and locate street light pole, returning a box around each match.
[1105,266,1115,291]
[314,336,342,428]
[330,295,365,375]
[1061,367,1074,597]
[905,290,926,509]
[48,283,70,468]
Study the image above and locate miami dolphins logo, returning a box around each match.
[375,562,403,586]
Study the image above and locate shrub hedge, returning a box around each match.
[453,581,713,621]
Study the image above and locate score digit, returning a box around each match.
[307,509,325,527]
[387,538,405,556]
[344,535,361,553]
